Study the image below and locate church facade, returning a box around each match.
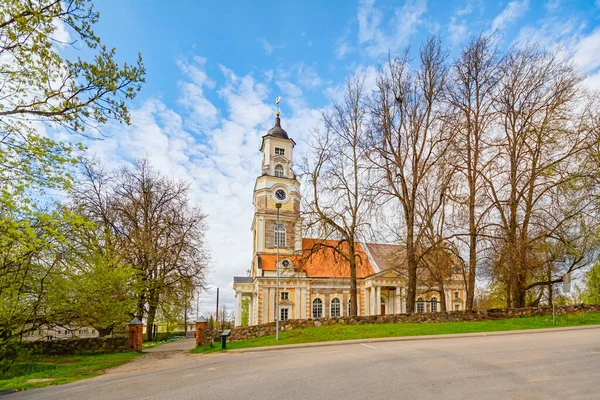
[233,114,466,327]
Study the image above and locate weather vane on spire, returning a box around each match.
[276,96,282,116]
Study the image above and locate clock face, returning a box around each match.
[275,189,287,201]
[282,259,290,268]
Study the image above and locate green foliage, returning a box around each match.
[583,262,600,304]
[150,331,186,343]
[192,312,600,353]
[241,298,249,327]
[0,0,145,371]
[0,335,21,374]
[0,352,141,391]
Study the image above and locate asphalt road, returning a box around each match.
[8,328,600,400]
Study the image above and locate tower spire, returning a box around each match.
[275,96,282,117]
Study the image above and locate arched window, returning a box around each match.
[430,297,437,313]
[312,298,323,319]
[330,298,341,317]
[274,164,284,178]
[274,223,285,247]
[417,297,424,313]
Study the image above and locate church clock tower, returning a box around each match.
[250,110,302,278]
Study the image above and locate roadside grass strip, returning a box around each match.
[0,352,141,392]
[191,312,600,354]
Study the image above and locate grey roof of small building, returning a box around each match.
[234,276,252,283]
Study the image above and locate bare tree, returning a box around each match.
[301,75,373,316]
[484,47,595,307]
[446,33,501,311]
[370,37,450,312]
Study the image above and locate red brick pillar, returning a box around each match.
[128,318,143,351]
[195,317,207,347]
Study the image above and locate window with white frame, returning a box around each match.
[274,223,286,247]
[79,329,86,335]
[430,297,437,313]
[454,291,459,299]
[281,291,289,301]
[275,147,285,156]
[280,308,289,321]
[330,298,341,317]
[417,298,424,313]
[274,164,284,177]
[312,298,323,319]
[454,304,461,311]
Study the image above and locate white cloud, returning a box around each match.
[357,0,427,58]
[573,28,600,73]
[357,0,383,44]
[456,0,482,16]
[85,57,324,314]
[334,28,354,59]
[491,0,529,31]
[514,17,580,52]
[448,17,468,45]
[51,19,71,45]
[296,63,322,89]
[276,80,303,98]
[258,37,286,56]
[259,37,274,55]
[544,0,561,10]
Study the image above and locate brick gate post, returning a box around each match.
[195,317,207,347]
[128,317,143,351]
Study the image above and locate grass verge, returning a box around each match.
[0,352,141,392]
[191,312,600,354]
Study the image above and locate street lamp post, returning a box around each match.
[275,202,282,341]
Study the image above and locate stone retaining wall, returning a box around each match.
[229,304,600,341]
[23,336,130,355]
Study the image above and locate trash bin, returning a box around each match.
[221,329,231,349]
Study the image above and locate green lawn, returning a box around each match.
[192,312,600,354]
[0,352,141,392]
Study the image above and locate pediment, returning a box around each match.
[369,268,401,279]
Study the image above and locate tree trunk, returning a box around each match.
[439,281,447,312]
[97,327,112,338]
[406,218,417,313]
[349,245,358,316]
[467,198,477,311]
[145,291,160,342]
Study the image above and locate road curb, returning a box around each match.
[226,324,600,354]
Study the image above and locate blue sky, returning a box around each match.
[78,0,600,315]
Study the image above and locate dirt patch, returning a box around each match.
[27,378,54,383]
[106,350,228,375]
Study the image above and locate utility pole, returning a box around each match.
[215,287,219,332]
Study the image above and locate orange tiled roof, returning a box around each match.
[260,238,376,278]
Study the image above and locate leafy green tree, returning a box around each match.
[241,298,249,327]
[583,262,600,305]
[0,0,144,369]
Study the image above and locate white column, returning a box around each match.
[234,291,242,327]
[395,287,401,314]
[376,286,381,315]
[365,287,370,316]
[295,287,301,319]
[370,286,376,315]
